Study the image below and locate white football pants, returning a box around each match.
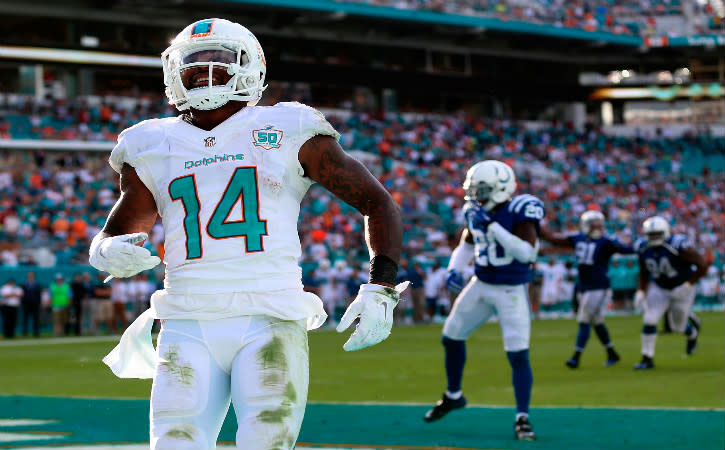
[442,277,531,351]
[150,315,308,450]
[576,289,612,324]
[643,283,696,331]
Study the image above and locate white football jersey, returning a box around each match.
[109,102,338,323]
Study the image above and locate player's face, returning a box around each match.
[179,49,237,90]
[466,184,492,206]
[646,231,665,245]
[589,220,603,235]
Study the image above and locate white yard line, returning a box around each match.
[308,400,725,411]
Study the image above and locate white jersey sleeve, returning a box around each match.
[109,118,170,209]
[294,102,340,144]
[276,101,340,186]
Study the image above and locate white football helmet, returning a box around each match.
[462,160,516,210]
[580,210,605,239]
[642,216,671,246]
[161,18,267,111]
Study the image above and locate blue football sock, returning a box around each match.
[442,336,466,393]
[594,323,613,348]
[575,323,591,352]
[506,349,533,415]
[643,324,657,334]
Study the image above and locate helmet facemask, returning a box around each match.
[463,182,494,208]
[645,231,666,246]
[582,218,604,239]
[162,39,266,111]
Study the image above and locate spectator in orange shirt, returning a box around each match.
[51,212,71,238]
[70,213,88,242]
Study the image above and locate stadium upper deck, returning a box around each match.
[0,0,722,121]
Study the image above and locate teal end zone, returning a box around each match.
[1,396,723,450]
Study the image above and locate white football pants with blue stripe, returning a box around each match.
[443,277,531,351]
[150,315,308,450]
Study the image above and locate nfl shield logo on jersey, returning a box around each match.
[204,136,216,147]
[252,125,283,150]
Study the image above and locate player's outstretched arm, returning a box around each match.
[88,163,160,279]
[299,135,407,352]
[539,225,573,248]
[298,135,402,269]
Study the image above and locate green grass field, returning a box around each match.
[1,312,723,450]
[1,312,723,408]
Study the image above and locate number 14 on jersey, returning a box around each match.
[168,166,268,259]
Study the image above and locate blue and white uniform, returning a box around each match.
[443,194,544,351]
[567,234,634,324]
[636,235,696,331]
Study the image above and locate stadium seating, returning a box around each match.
[333,0,721,37]
[0,96,723,314]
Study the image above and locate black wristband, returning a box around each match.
[369,255,398,285]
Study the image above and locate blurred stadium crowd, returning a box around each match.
[0,90,723,336]
[335,0,723,36]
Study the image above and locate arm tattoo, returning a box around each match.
[303,136,402,262]
[102,163,158,237]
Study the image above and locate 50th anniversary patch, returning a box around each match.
[252,125,283,150]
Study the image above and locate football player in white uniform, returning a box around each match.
[89,18,406,450]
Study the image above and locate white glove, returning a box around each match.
[336,281,410,352]
[89,232,161,279]
[634,290,646,311]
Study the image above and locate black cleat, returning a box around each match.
[605,350,620,367]
[686,314,700,355]
[565,358,579,369]
[423,393,467,422]
[633,355,655,370]
[686,334,698,355]
[514,416,536,441]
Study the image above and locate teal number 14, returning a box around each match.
[168,167,268,259]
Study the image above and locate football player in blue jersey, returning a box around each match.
[423,160,543,441]
[633,216,709,370]
[540,210,635,368]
